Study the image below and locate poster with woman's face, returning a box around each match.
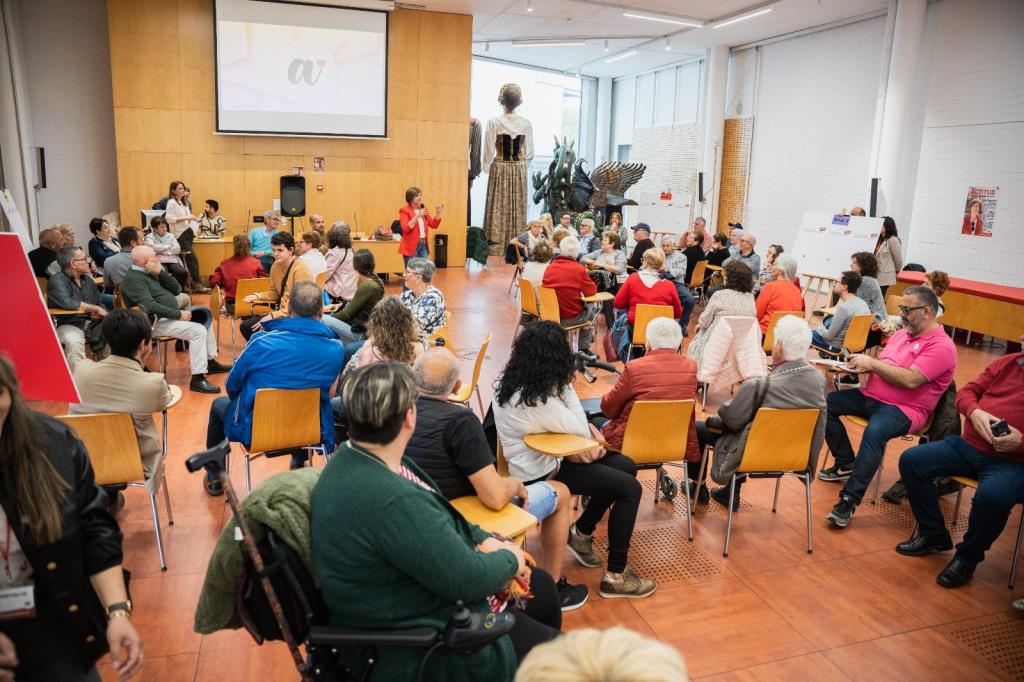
[961,186,997,237]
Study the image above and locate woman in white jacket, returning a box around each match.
[145,215,189,290]
[687,261,757,368]
[874,217,904,294]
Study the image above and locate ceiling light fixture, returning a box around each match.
[603,39,609,52]
[511,39,587,47]
[622,11,703,28]
[713,6,773,29]
[526,0,532,12]
[665,38,671,50]
[605,49,638,64]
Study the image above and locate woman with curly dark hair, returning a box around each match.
[850,251,887,321]
[687,260,757,367]
[342,296,425,376]
[491,322,655,600]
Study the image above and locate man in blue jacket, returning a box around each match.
[202,280,345,495]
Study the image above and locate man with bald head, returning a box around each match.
[403,349,587,610]
[310,214,328,253]
[122,245,230,393]
[28,227,64,277]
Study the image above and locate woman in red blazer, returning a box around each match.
[398,186,445,264]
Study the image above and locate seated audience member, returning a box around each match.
[754,254,805,334]
[810,271,869,352]
[208,235,265,315]
[724,232,761,275]
[308,213,326,245]
[248,210,280,273]
[597,318,700,491]
[87,217,119,271]
[613,248,682,350]
[542,236,598,353]
[239,231,314,341]
[539,211,555,238]
[896,333,1024,588]
[850,251,887,322]
[577,217,598,255]
[54,223,77,247]
[850,207,866,217]
[47,246,107,369]
[925,270,949,318]
[515,626,687,682]
[297,230,327,278]
[706,233,731,270]
[196,198,226,238]
[692,216,713,253]
[324,249,384,344]
[513,220,548,259]
[342,296,426,377]
[659,236,696,337]
[819,286,957,528]
[371,220,396,241]
[323,225,356,303]
[28,227,63,277]
[312,362,561,679]
[695,315,826,508]
[680,231,707,284]
[204,281,343,494]
[727,224,744,258]
[493,322,656,599]
[687,260,757,368]
[71,309,178,481]
[753,243,784,296]
[405,349,587,610]
[626,223,655,271]
[123,246,231,393]
[520,239,553,290]
[400,257,446,335]
[581,231,627,292]
[550,228,570,255]
[557,211,576,236]
[145,216,189,291]
[102,227,143,290]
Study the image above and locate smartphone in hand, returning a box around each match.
[991,419,1011,437]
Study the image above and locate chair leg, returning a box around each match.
[772,477,781,513]
[230,320,237,359]
[870,451,886,504]
[691,450,710,515]
[244,455,253,494]
[723,475,737,557]
[682,467,693,541]
[150,493,167,571]
[1009,508,1023,589]
[475,386,484,418]
[804,474,814,554]
[953,485,964,519]
[162,477,174,526]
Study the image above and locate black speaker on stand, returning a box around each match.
[280,176,306,233]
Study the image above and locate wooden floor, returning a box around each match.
[34,261,1024,681]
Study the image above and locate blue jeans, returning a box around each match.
[513,482,559,523]
[321,316,364,345]
[206,396,231,479]
[825,388,911,504]
[258,255,274,273]
[900,436,1024,565]
[672,282,695,328]
[811,329,841,354]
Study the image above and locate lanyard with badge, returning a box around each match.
[0,516,36,620]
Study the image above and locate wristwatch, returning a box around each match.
[105,600,133,619]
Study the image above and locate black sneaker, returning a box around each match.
[556,577,589,612]
[838,374,860,385]
[827,494,856,528]
[710,485,740,511]
[686,479,710,504]
[818,464,853,482]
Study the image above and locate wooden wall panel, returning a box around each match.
[108,4,471,263]
[717,117,753,236]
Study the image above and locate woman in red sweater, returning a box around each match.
[613,247,682,331]
[754,253,804,333]
[209,234,265,314]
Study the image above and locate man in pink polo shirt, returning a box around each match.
[818,286,957,528]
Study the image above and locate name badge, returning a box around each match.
[0,582,36,620]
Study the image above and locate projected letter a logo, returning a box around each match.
[287,59,323,86]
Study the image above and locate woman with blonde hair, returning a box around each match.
[612,247,682,351]
[516,626,686,682]
[539,212,554,238]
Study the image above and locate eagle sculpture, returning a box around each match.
[569,160,647,211]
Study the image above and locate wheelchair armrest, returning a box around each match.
[307,625,439,649]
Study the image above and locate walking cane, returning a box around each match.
[186,440,311,681]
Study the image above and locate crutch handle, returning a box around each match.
[185,439,230,474]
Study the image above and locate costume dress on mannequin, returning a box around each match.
[468,118,482,225]
[483,113,533,255]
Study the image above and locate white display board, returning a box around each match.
[0,188,31,248]
[633,192,692,236]
[790,212,882,279]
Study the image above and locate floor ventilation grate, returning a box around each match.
[593,525,724,586]
[946,616,1024,680]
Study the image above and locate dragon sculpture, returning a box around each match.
[532,136,646,219]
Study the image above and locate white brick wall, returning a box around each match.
[740,17,886,253]
[905,0,1024,287]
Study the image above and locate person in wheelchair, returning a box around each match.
[311,362,562,681]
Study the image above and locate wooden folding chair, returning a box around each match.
[514,278,541,340]
[626,304,675,360]
[229,277,271,357]
[508,243,525,294]
[688,261,709,304]
[537,286,593,352]
[58,412,174,570]
[427,311,454,352]
[449,496,537,546]
[449,333,491,416]
[315,270,329,288]
[242,387,326,493]
[763,311,805,353]
[210,285,225,345]
[817,313,875,390]
[620,400,696,540]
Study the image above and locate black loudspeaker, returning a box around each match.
[698,172,704,202]
[280,176,306,217]
[869,178,879,217]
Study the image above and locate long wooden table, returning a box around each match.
[889,272,1024,342]
[351,238,405,275]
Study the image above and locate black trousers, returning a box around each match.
[240,315,261,340]
[509,568,562,662]
[165,261,189,292]
[553,452,641,573]
[695,421,744,492]
[178,228,201,286]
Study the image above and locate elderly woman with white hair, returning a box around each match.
[754,253,805,334]
[400,257,447,335]
[541,235,599,353]
[248,209,281,273]
[694,315,826,509]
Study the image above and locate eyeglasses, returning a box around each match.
[899,305,927,315]
[72,257,88,263]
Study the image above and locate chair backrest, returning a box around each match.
[688,260,708,288]
[210,284,223,316]
[518,278,540,317]
[37,277,48,300]
[57,413,145,486]
[495,439,510,477]
[620,400,695,466]
[762,310,804,352]
[842,314,875,353]
[885,294,901,315]
[513,243,524,269]
[233,277,271,318]
[632,304,674,346]
[536,286,562,323]
[250,387,322,453]
[315,270,329,288]
[467,333,492,391]
[737,408,819,473]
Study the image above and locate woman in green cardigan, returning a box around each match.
[311,362,561,681]
[324,249,385,344]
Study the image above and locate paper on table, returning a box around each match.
[810,358,862,373]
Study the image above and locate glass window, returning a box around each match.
[611,76,636,152]
[653,68,676,126]
[635,73,655,129]
[674,61,702,122]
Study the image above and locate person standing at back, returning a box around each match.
[398,186,444,266]
[874,217,904,295]
[164,180,206,292]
